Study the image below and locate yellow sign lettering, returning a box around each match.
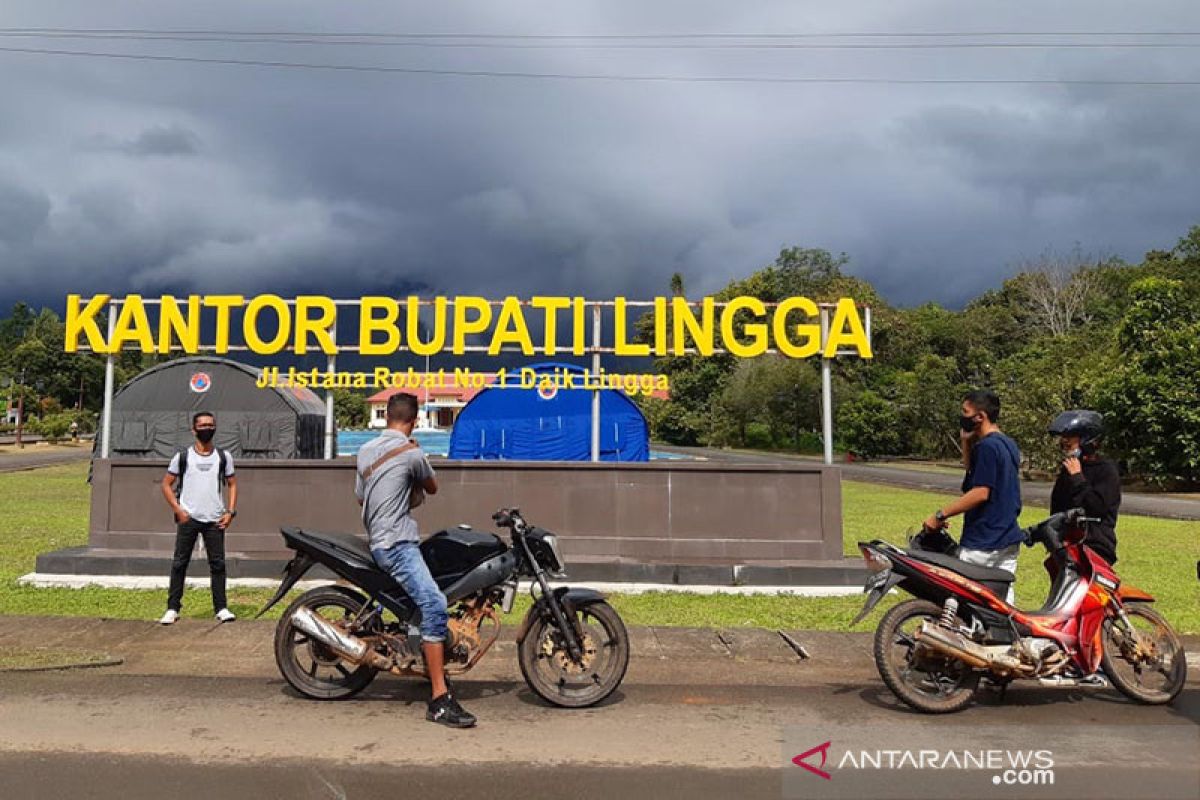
[773,297,820,358]
[407,296,446,357]
[64,293,111,353]
[157,295,200,354]
[359,297,400,356]
[720,296,768,358]
[614,297,649,357]
[294,296,337,355]
[488,297,534,356]
[243,294,290,354]
[671,297,715,356]
[531,296,571,355]
[110,295,155,352]
[202,295,245,354]
[452,297,492,355]
[824,298,873,358]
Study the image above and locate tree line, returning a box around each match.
[634,227,1200,489]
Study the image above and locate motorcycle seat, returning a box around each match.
[311,530,377,564]
[903,549,1015,584]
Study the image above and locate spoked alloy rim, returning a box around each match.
[889,611,974,700]
[286,596,370,690]
[532,607,622,702]
[1106,611,1183,699]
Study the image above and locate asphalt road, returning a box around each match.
[665,446,1200,521]
[0,752,776,800]
[0,447,90,473]
[0,618,1196,800]
[1,668,1195,800]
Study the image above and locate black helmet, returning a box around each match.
[1048,410,1104,454]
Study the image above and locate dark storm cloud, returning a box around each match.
[0,0,1198,314]
[0,178,51,246]
[83,124,202,157]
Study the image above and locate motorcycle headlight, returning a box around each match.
[543,534,566,574]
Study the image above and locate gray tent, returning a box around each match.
[99,356,331,460]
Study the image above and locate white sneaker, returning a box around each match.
[158,609,179,625]
[215,608,236,623]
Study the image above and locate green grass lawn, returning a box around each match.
[0,463,1196,631]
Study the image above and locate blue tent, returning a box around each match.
[448,363,650,461]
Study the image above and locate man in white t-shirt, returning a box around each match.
[158,411,239,625]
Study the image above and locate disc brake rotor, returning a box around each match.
[542,629,598,674]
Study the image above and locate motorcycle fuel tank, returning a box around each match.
[421,527,509,587]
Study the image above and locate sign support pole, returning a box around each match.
[820,306,833,466]
[100,303,117,458]
[591,302,601,462]
[324,321,336,460]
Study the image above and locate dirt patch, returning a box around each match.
[0,646,122,672]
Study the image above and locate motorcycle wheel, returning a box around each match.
[274,586,378,700]
[874,599,980,714]
[518,600,630,708]
[1101,603,1187,705]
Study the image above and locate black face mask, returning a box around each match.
[959,414,980,433]
[195,428,216,444]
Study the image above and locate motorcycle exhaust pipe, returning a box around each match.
[915,621,991,669]
[1038,674,1109,689]
[291,606,389,670]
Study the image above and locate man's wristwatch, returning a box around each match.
[226,510,237,519]
[934,510,947,524]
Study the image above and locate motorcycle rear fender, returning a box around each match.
[254,552,316,619]
[516,587,606,644]
[1117,584,1155,603]
[850,572,905,626]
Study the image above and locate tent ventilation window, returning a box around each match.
[240,422,278,454]
[113,420,153,453]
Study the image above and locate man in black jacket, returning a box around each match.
[1048,410,1121,564]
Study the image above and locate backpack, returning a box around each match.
[173,447,230,498]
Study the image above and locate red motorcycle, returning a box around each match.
[854,509,1187,713]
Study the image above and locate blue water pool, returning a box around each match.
[337,429,690,460]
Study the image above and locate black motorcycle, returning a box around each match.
[257,507,630,708]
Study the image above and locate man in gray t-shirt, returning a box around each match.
[355,392,475,728]
[355,426,434,550]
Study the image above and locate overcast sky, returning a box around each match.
[1,1,1199,314]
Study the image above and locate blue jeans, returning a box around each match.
[371,541,449,643]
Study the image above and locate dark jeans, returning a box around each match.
[167,518,227,613]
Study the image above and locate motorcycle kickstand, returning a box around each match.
[982,675,1011,702]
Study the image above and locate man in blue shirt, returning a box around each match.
[923,390,1024,603]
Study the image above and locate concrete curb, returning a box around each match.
[34,547,869,587]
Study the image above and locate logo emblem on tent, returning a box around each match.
[189,372,212,393]
[536,380,558,401]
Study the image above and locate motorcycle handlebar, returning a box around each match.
[492,508,523,529]
[1023,508,1098,550]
